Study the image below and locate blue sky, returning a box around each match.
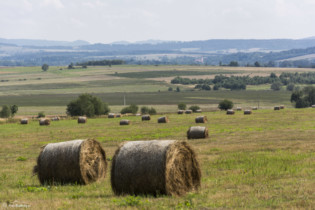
[1,0,315,43]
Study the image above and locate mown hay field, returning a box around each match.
[0,108,314,209]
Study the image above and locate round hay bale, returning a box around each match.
[120,119,130,125]
[244,110,252,115]
[280,105,285,109]
[185,110,192,114]
[312,105,315,108]
[20,118,28,124]
[274,106,280,110]
[195,116,207,123]
[226,109,235,115]
[158,116,169,123]
[33,139,107,185]
[236,107,242,111]
[187,126,208,139]
[111,140,201,196]
[252,107,258,110]
[51,116,60,121]
[195,109,202,113]
[142,115,151,121]
[108,113,116,118]
[116,114,121,118]
[39,119,50,126]
[177,110,184,114]
[78,116,87,124]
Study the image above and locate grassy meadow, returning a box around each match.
[0,109,314,209]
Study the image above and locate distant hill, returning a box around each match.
[0,38,90,47]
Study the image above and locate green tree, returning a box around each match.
[290,86,315,108]
[178,103,186,110]
[286,83,295,91]
[176,87,180,92]
[66,93,110,117]
[271,82,282,91]
[189,105,200,112]
[148,107,157,115]
[41,64,49,71]
[254,61,261,67]
[37,111,45,118]
[218,99,234,110]
[10,105,18,117]
[168,87,173,91]
[140,106,150,114]
[121,104,138,114]
[0,105,11,118]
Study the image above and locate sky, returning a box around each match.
[1,0,315,44]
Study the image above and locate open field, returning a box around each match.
[0,108,314,209]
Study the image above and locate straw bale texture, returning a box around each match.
[274,106,280,110]
[120,119,130,125]
[39,119,50,126]
[195,116,207,123]
[108,113,116,118]
[177,110,184,114]
[111,140,201,196]
[236,107,242,111]
[185,110,192,114]
[33,139,107,185]
[20,118,28,124]
[280,105,285,109]
[244,110,252,115]
[142,115,151,121]
[158,116,169,123]
[187,126,208,139]
[226,109,235,115]
[78,116,87,123]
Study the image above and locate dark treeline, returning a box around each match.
[77,59,125,66]
[171,72,315,90]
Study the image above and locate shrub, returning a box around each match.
[0,105,11,118]
[218,99,234,110]
[148,107,157,115]
[189,105,200,112]
[286,83,295,91]
[10,105,18,117]
[121,104,138,114]
[271,82,282,91]
[178,103,186,110]
[168,87,173,91]
[291,86,315,108]
[66,93,110,117]
[213,85,220,90]
[37,112,45,118]
[140,106,150,114]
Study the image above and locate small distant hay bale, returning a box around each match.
[185,110,192,114]
[136,113,141,116]
[195,116,207,123]
[108,113,116,118]
[33,139,107,185]
[120,119,130,125]
[244,110,252,115]
[280,105,285,109]
[195,109,202,113]
[226,109,235,115]
[177,110,184,114]
[252,107,258,110]
[111,140,201,196]
[158,116,169,123]
[236,107,242,111]
[78,116,87,124]
[51,116,60,121]
[274,106,280,110]
[20,118,28,124]
[39,119,50,126]
[142,115,151,121]
[187,126,208,139]
[116,114,121,118]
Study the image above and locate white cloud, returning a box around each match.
[41,0,64,9]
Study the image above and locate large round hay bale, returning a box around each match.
[78,116,87,124]
[116,114,121,118]
[195,116,207,123]
[111,140,201,196]
[185,110,192,114]
[244,110,252,115]
[274,106,280,110]
[177,110,184,114]
[33,139,107,185]
[236,107,242,111]
[142,115,151,121]
[280,105,285,109]
[108,113,116,118]
[158,116,169,123]
[252,107,258,110]
[20,118,28,124]
[187,126,208,139]
[120,119,130,125]
[39,119,50,126]
[195,109,202,113]
[226,109,235,115]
